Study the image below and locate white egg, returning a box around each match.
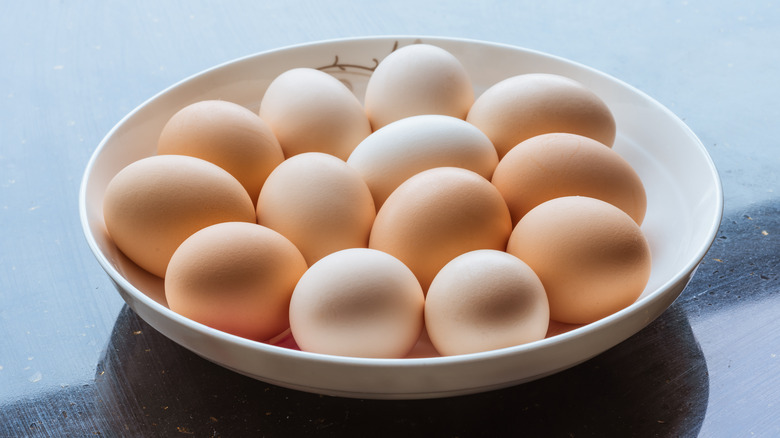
[347,114,498,209]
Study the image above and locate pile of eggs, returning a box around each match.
[103,43,651,358]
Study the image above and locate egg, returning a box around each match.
[506,196,652,325]
[466,73,616,158]
[165,222,308,341]
[364,43,474,130]
[425,250,549,356]
[258,67,371,159]
[156,100,284,205]
[347,114,499,209]
[289,248,425,358]
[256,152,376,265]
[492,133,647,226]
[102,155,256,278]
[369,167,512,291]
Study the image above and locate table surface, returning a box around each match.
[2,2,778,436]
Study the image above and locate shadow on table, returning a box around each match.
[16,203,779,436]
[89,300,709,437]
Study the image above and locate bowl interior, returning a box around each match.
[80,36,722,398]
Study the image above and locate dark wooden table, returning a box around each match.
[2,2,778,436]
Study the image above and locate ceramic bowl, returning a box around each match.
[79,36,723,399]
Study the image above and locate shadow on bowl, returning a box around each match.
[85,302,708,436]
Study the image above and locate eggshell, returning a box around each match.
[425,250,549,356]
[492,133,647,226]
[289,248,425,358]
[347,114,499,209]
[364,44,474,130]
[156,100,284,205]
[466,73,616,158]
[369,167,512,291]
[506,196,652,325]
[102,155,256,278]
[256,152,376,265]
[258,68,371,159]
[165,222,308,342]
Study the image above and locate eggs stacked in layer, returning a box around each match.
[103,43,651,358]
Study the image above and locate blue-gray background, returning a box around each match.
[1,2,777,436]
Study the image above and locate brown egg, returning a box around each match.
[346,114,499,210]
[506,196,652,325]
[369,167,512,291]
[466,73,616,158]
[165,222,308,341]
[425,250,549,356]
[258,68,371,159]
[102,155,256,278]
[156,100,284,205]
[256,152,376,266]
[492,133,647,226]
[289,248,425,358]
[364,43,474,130]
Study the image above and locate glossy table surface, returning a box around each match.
[1,2,778,436]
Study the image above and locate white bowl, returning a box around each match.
[79,36,723,399]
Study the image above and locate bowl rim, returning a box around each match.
[78,34,724,369]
